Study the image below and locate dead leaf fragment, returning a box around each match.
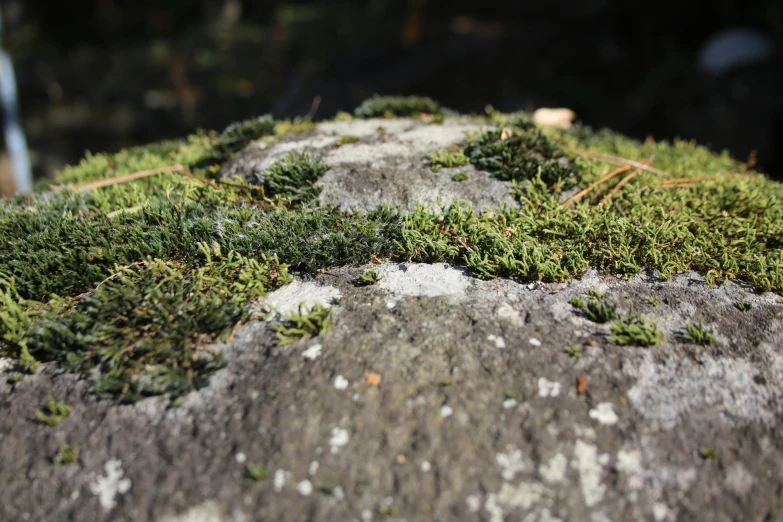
[364,372,383,386]
[576,375,588,396]
[532,107,576,129]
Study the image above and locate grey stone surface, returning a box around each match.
[1,263,782,522]
[220,117,514,212]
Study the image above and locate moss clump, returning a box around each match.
[213,115,276,159]
[54,443,78,465]
[429,149,470,172]
[735,301,753,312]
[684,321,715,346]
[35,396,72,426]
[584,297,618,323]
[24,250,289,402]
[357,269,383,286]
[251,152,330,205]
[354,95,442,118]
[610,313,663,346]
[466,125,576,186]
[245,463,268,482]
[452,171,469,182]
[336,135,360,146]
[272,303,333,345]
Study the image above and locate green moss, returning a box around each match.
[35,396,72,426]
[466,125,576,186]
[336,135,360,146]
[429,149,469,172]
[584,297,618,323]
[54,443,78,465]
[684,321,715,346]
[357,269,383,286]
[569,296,584,308]
[610,313,663,346]
[564,345,581,358]
[452,171,469,182]
[245,462,268,482]
[735,301,753,312]
[648,296,660,307]
[251,152,329,205]
[272,303,333,345]
[354,95,442,118]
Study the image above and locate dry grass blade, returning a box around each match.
[598,154,655,206]
[568,147,672,178]
[562,164,632,206]
[57,164,218,192]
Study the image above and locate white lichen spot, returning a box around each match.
[235,452,247,464]
[653,502,673,521]
[330,427,350,454]
[497,481,544,510]
[725,461,756,496]
[496,445,527,481]
[386,300,396,309]
[302,344,323,361]
[538,377,561,398]
[309,461,319,476]
[421,461,431,472]
[539,453,568,484]
[487,334,506,348]
[616,449,644,490]
[485,493,504,522]
[297,480,313,497]
[333,486,345,501]
[334,375,349,390]
[466,494,481,512]
[88,459,132,511]
[529,338,542,347]
[589,402,619,425]
[440,405,453,418]
[361,508,373,521]
[572,440,607,507]
[502,398,518,409]
[273,469,288,492]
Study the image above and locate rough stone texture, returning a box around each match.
[2,264,782,522]
[2,118,783,522]
[220,118,514,212]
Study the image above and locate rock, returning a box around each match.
[1,110,782,522]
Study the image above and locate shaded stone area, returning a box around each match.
[1,265,781,521]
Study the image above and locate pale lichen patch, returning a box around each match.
[88,459,132,511]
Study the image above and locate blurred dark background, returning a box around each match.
[1,0,782,193]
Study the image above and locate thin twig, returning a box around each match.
[567,148,672,178]
[598,154,655,206]
[56,164,218,192]
[70,261,150,301]
[561,164,632,206]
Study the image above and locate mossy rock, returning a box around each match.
[1,98,782,522]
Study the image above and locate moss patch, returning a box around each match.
[1,95,782,400]
[354,95,443,118]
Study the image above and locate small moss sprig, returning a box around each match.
[585,297,618,323]
[570,296,585,308]
[610,312,663,346]
[53,443,78,465]
[357,269,384,286]
[245,462,268,482]
[429,149,470,172]
[35,396,72,427]
[272,304,333,345]
[735,301,753,312]
[684,321,715,346]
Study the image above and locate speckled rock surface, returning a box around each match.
[220,117,515,212]
[1,117,782,522]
